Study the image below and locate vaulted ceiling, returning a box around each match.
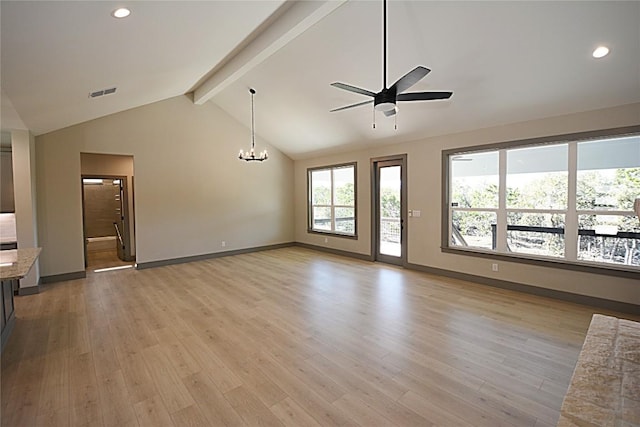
[2,1,639,159]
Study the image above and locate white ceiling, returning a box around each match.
[2,1,639,160]
[0,0,285,133]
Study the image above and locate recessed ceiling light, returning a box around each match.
[592,46,610,59]
[112,7,131,19]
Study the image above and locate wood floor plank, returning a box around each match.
[332,393,399,427]
[266,349,348,404]
[1,323,25,409]
[89,326,120,380]
[133,395,175,427]
[394,369,538,427]
[223,385,284,427]
[45,312,70,354]
[169,405,211,427]
[304,353,430,426]
[37,348,69,418]
[185,311,289,408]
[152,328,201,379]
[3,247,637,427]
[114,344,158,405]
[179,335,243,393]
[141,345,195,414]
[307,339,406,401]
[69,313,92,355]
[479,379,562,425]
[35,407,70,426]
[96,369,139,427]
[255,351,360,426]
[2,356,46,427]
[535,417,558,427]
[398,389,473,426]
[270,396,323,427]
[181,371,245,426]
[69,351,103,427]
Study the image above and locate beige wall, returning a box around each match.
[36,95,294,276]
[81,153,134,176]
[294,103,640,305]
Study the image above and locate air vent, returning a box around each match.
[88,87,117,98]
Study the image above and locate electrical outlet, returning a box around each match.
[221,241,226,247]
[492,263,498,272]
[324,237,328,243]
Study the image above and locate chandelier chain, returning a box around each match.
[251,89,255,151]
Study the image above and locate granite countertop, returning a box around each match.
[557,313,640,427]
[0,248,41,280]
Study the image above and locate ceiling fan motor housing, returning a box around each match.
[374,88,397,112]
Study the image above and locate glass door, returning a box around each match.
[373,156,407,265]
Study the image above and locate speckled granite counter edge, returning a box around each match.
[0,247,41,280]
[557,313,640,427]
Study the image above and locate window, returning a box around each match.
[445,129,640,272]
[450,151,498,250]
[505,144,567,258]
[308,163,356,236]
[576,136,640,266]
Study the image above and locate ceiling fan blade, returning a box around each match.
[383,108,397,117]
[389,66,430,94]
[331,82,377,98]
[397,91,453,101]
[330,99,373,112]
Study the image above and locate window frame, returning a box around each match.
[441,125,640,279]
[307,162,358,239]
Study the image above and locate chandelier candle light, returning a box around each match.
[239,88,268,162]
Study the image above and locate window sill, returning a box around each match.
[307,229,358,240]
[441,246,640,280]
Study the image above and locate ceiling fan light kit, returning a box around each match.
[330,0,452,127]
[374,100,396,113]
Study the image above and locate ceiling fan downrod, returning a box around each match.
[383,0,387,90]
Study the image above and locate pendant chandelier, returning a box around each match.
[238,88,268,162]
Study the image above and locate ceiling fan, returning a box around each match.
[330,0,452,119]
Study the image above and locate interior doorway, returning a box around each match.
[80,153,135,271]
[372,155,407,266]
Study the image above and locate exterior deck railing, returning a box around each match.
[488,224,640,250]
[313,217,401,243]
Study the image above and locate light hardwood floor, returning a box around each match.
[2,247,637,426]
[86,249,134,271]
